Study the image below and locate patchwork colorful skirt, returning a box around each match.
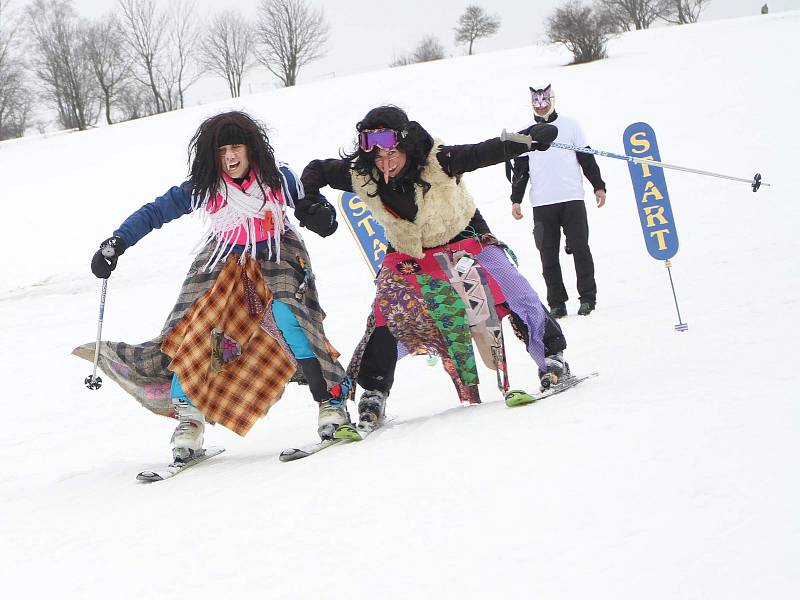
[347,237,548,404]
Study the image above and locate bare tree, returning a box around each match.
[0,0,10,66]
[598,0,670,31]
[116,82,152,121]
[165,0,201,109]
[118,0,167,113]
[389,54,414,68]
[412,36,446,62]
[1,0,31,139]
[201,11,253,98]
[454,5,500,55]
[545,1,617,64]
[390,35,446,67]
[254,0,329,87]
[26,0,98,130]
[85,14,132,125]
[661,0,711,24]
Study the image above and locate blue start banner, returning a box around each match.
[623,122,679,261]
[336,191,388,277]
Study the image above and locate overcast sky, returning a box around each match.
[22,0,800,98]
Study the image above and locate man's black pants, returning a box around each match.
[533,200,596,308]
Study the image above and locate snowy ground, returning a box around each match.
[1,12,799,599]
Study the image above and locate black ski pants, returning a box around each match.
[532,200,596,308]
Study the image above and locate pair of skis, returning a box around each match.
[134,423,377,480]
[277,370,598,463]
[136,421,382,480]
[136,371,598,479]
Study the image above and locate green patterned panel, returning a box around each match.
[418,274,478,386]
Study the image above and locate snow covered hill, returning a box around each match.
[1,12,798,599]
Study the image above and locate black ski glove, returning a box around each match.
[91,236,127,279]
[524,123,558,151]
[297,196,338,238]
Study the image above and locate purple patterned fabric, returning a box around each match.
[475,244,547,370]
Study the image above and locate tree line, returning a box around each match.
[0,0,333,139]
[547,1,712,64]
[1,0,712,141]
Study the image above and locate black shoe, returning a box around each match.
[577,301,595,316]
[549,304,567,319]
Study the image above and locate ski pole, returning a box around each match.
[85,249,116,390]
[85,278,108,390]
[501,130,770,192]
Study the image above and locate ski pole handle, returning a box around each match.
[85,278,108,390]
[100,244,119,269]
[501,129,534,148]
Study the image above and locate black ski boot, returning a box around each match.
[358,390,388,430]
[539,352,570,391]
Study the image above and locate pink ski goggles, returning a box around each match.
[358,129,401,152]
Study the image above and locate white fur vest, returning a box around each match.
[350,139,476,258]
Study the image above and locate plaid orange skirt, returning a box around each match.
[161,255,296,435]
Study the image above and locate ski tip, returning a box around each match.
[279,449,310,462]
[136,471,163,482]
[504,389,537,407]
[333,424,363,441]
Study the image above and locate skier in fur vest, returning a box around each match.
[299,105,569,428]
[74,111,352,462]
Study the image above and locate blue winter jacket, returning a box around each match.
[113,165,302,248]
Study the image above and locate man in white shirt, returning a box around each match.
[510,84,606,318]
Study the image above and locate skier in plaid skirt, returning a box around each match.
[74,111,352,462]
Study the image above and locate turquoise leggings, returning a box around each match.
[171,300,314,401]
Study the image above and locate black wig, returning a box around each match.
[187,111,281,203]
[347,106,435,194]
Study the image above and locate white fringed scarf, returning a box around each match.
[193,178,287,272]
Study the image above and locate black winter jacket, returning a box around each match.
[300,136,530,250]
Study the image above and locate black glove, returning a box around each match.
[524,123,558,151]
[90,236,127,279]
[297,197,338,237]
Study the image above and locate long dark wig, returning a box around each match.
[346,105,435,195]
[187,111,281,205]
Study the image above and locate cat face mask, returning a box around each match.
[530,84,555,119]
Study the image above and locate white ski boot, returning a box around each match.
[171,398,205,462]
[317,397,350,440]
[358,389,387,430]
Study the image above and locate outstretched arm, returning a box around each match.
[91,181,193,278]
[296,158,353,237]
[438,123,557,177]
[113,181,194,248]
[437,137,530,177]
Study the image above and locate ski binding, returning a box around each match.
[505,371,598,407]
